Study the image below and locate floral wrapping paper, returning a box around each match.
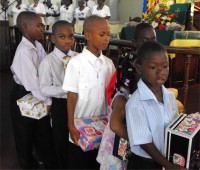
[174,112,200,136]
[74,115,108,152]
[17,93,47,120]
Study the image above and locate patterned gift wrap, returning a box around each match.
[74,115,108,152]
[17,93,47,120]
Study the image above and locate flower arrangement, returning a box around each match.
[143,0,183,30]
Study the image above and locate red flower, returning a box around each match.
[155,17,160,22]
[160,8,165,12]
[17,6,21,10]
[158,24,166,30]
[147,7,152,14]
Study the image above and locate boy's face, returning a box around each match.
[25,17,44,42]
[135,28,156,48]
[51,25,75,54]
[85,20,110,52]
[138,51,169,90]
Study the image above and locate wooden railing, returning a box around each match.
[71,34,200,112]
[9,29,200,112]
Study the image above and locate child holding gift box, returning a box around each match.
[97,53,137,170]
[39,20,78,169]
[10,11,57,169]
[62,15,115,169]
[126,41,186,170]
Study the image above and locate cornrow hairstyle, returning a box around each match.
[136,41,167,65]
[111,52,138,100]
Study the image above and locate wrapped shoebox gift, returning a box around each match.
[74,115,108,152]
[17,93,47,120]
[164,112,200,169]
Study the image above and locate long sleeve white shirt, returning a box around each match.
[10,36,52,105]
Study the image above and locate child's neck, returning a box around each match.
[24,34,36,46]
[151,87,163,103]
[86,47,101,58]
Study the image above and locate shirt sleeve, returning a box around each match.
[39,57,66,97]
[12,48,52,105]
[62,59,79,93]
[126,100,152,147]
[104,6,111,17]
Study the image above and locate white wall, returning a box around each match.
[118,0,143,23]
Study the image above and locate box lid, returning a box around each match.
[173,112,200,136]
[17,93,43,109]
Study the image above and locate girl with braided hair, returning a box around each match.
[96,53,138,170]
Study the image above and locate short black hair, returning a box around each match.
[136,41,167,65]
[133,23,154,40]
[17,11,40,31]
[83,15,106,32]
[52,20,74,35]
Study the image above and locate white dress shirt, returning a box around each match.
[39,47,78,99]
[74,6,91,25]
[84,0,96,9]
[126,79,179,158]
[92,5,111,18]
[29,2,46,24]
[62,47,115,118]
[10,36,52,105]
[45,4,59,25]
[59,4,75,23]
[11,4,28,25]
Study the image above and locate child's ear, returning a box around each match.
[84,31,90,41]
[134,63,142,75]
[51,35,55,44]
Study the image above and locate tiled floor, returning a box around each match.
[0,70,199,169]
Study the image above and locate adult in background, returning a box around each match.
[45,0,59,30]
[84,0,95,9]
[59,0,75,24]
[75,0,91,25]
[91,0,110,20]
[29,0,46,24]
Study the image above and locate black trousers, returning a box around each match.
[10,83,57,169]
[67,141,100,169]
[51,97,69,169]
[127,153,162,170]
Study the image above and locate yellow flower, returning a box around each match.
[156,13,162,18]
[161,20,165,24]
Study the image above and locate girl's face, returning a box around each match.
[138,51,169,90]
[51,25,75,54]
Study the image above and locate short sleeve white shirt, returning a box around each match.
[45,4,59,25]
[11,4,28,25]
[74,6,91,25]
[92,5,111,18]
[39,47,78,99]
[10,36,52,105]
[126,79,179,158]
[59,4,75,23]
[62,47,115,118]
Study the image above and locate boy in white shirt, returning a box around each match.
[39,20,78,169]
[62,15,115,169]
[10,11,57,169]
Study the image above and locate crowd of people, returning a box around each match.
[0,0,189,169]
[8,8,188,169]
[0,0,111,29]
